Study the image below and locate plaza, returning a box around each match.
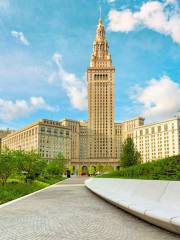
[0,177,179,240]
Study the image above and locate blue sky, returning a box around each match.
[0,0,180,129]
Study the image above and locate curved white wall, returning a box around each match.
[85,178,180,234]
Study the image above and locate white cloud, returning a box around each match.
[132,75,180,121]
[108,9,138,32]
[11,31,30,46]
[0,97,56,122]
[53,53,62,64]
[30,96,56,112]
[52,53,87,111]
[107,0,116,3]
[107,0,180,43]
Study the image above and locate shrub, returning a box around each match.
[96,164,105,174]
[88,165,95,175]
[100,155,180,180]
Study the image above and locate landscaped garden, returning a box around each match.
[99,137,180,180]
[0,149,66,204]
[99,155,180,180]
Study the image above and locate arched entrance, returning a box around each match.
[82,166,88,176]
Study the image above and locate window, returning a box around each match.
[66,131,69,136]
[164,124,168,131]
[158,126,161,132]
[151,127,155,134]
[47,128,51,133]
[41,127,45,132]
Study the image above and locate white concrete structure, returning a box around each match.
[85,178,180,234]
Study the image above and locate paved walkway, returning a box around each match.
[0,176,179,240]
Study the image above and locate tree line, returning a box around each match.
[0,137,141,186]
[0,149,67,186]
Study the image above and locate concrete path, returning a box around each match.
[0,177,179,240]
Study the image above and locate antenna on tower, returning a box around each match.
[99,6,102,19]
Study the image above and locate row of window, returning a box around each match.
[94,74,108,80]
[136,123,176,136]
[41,127,70,136]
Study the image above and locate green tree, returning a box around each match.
[55,153,67,176]
[104,164,114,173]
[47,153,67,177]
[88,165,95,176]
[67,165,74,175]
[16,150,47,182]
[47,161,60,176]
[0,149,16,185]
[96,164,104,174]
[120,137,141,168]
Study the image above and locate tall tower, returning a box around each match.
[87,18,115,163]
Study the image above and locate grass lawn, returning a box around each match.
[0,177,66,205]
[99,155,180,181]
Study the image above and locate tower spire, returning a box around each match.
[99,5,103,25]
[89,11,113,67]
[99,6,102,19]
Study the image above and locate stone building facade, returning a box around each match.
[115,116,180,163]
[79,121,88,163]
[2,119,71,161]
[60,119,80,163]
[0,129,14,151]
[2,116,180,166]
[133,117,180,162]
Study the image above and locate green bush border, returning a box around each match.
[99,155,180,180]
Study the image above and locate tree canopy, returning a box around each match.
[0,149,15,185]
[0,149,66,185]
[120,137,141,168]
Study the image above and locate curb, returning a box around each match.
[0,178,67,209]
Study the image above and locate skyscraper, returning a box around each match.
[87,18,115,164]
